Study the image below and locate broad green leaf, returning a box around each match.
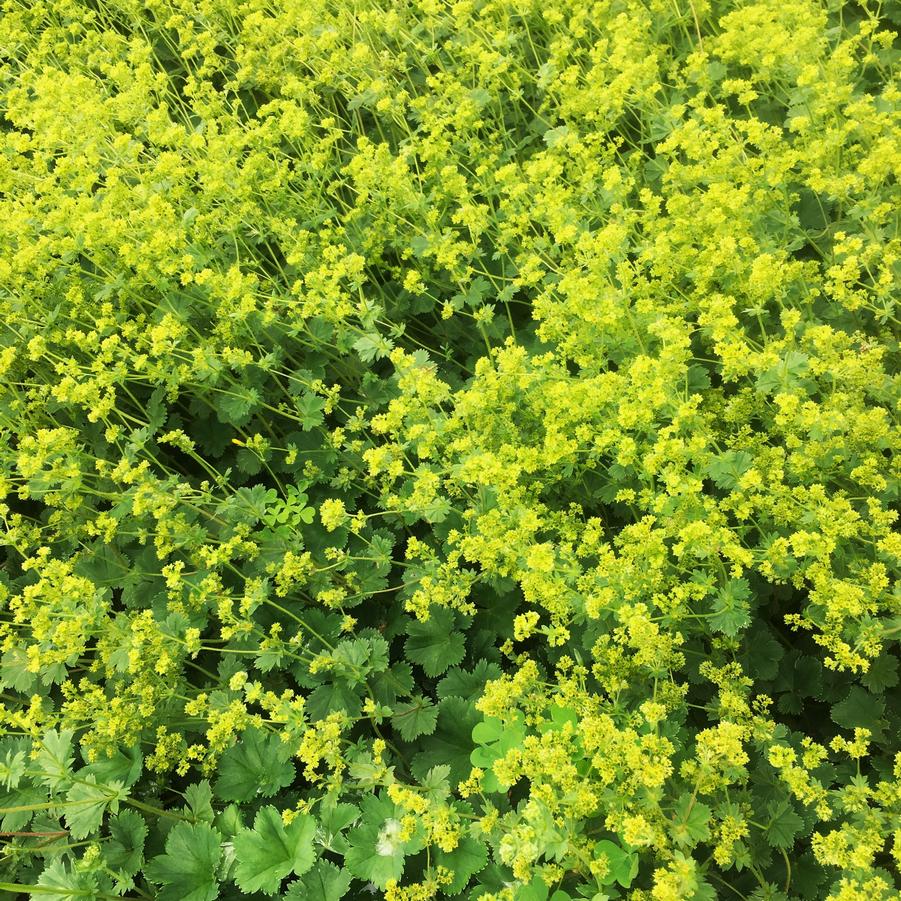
[1,783,43,832]
[64,776,126,840]
[709,578,752,637]
[433,836,489,894]
[740,627,783,682]
[831,687,887,741]
[145,821,221,901]
[471,712,526,763]
[861,654,899,693]
[755,350,811,395]
[1,647,37,692]
[213,727,295,802]
[345,820,406,888]
[284,859,352,901]
[405,608,466,677]
[233,806,316,894]
[82,744,142,789]
[420,765,451,802]
[218,387,259,426]
[764,801,804,849]
[215,802,244,840]
[412,697,479,785]
[104,808,147,878]
[0,748,25,790]
[537,705,579,734]
[34,729,75,791]
[705,450,753,490]
[32,860,98,901]
[392,694,438,742]
[296,392,327,430]
[185,781,215,822]
[306,681,364,721]
[594,840,639,888]
[353,333,395,363]
[669,794,711,848]
[518,874,550,901]
[318,800,359,854]
[437,661,503,701]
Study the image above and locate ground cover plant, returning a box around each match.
[0,0,899,898]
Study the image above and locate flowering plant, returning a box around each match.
[0,0,898,899]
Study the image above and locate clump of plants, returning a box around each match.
[0,0,898,899]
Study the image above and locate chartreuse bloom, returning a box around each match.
[0,0,898,899]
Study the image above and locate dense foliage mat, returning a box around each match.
[0,0,899,899]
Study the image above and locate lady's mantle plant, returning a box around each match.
[0,0,898,899]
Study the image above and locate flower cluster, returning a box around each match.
[0,0,897,899]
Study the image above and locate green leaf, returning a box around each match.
[64,776,125,840]
[345,819,407,888]
[705,450,754,490]
[213,726,295,802]
[405,608,466,677]
[740,627,783,682]
[543,124,570,147]
[764,801,804,849]
[145,822,221,901]
[233,806,317,894]
[34,729,75,791]
[437,661,503,701]
[420,765,451,802]
[104,809,147,878]
[537,705,579,734]
[518,874,550,901]
[433,836,489,894]
[594,840,638,888]
[669,794,711,848]
[1,647,37,692]
[861,654,899,693]
[215,802,243,840]
[755,351,810,395]
[831,687,887,741]
[296,392,327,431]
[353,332,395,363]
[82,744,142,789]
[284,860,352,901]
[471,713,527,793]
[1,783,43,832]
[185,781,215,822]
[710,578,752,637]
[412,697,479,785]
[392,694,438,741]
[32,860,98,901]
[471,712,526,762]
[319,801,359,854]
[218,386,259,426]
[0,748,25,790]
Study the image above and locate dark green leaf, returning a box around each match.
[433,836,489,894]
[104,809,147,877]
[392,694,438,742]
[213,727,295,802]
[145,822,221,901]
[765,801,804,849]
[405,609,466,677]
[412,697,480,784]
[284,860,352,901]
[233,806,316,894]
[831,687,887,741]
[345,821,405,887]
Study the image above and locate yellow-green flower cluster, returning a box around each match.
[0,0,898,898]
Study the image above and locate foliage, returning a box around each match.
[0,0,899,899]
